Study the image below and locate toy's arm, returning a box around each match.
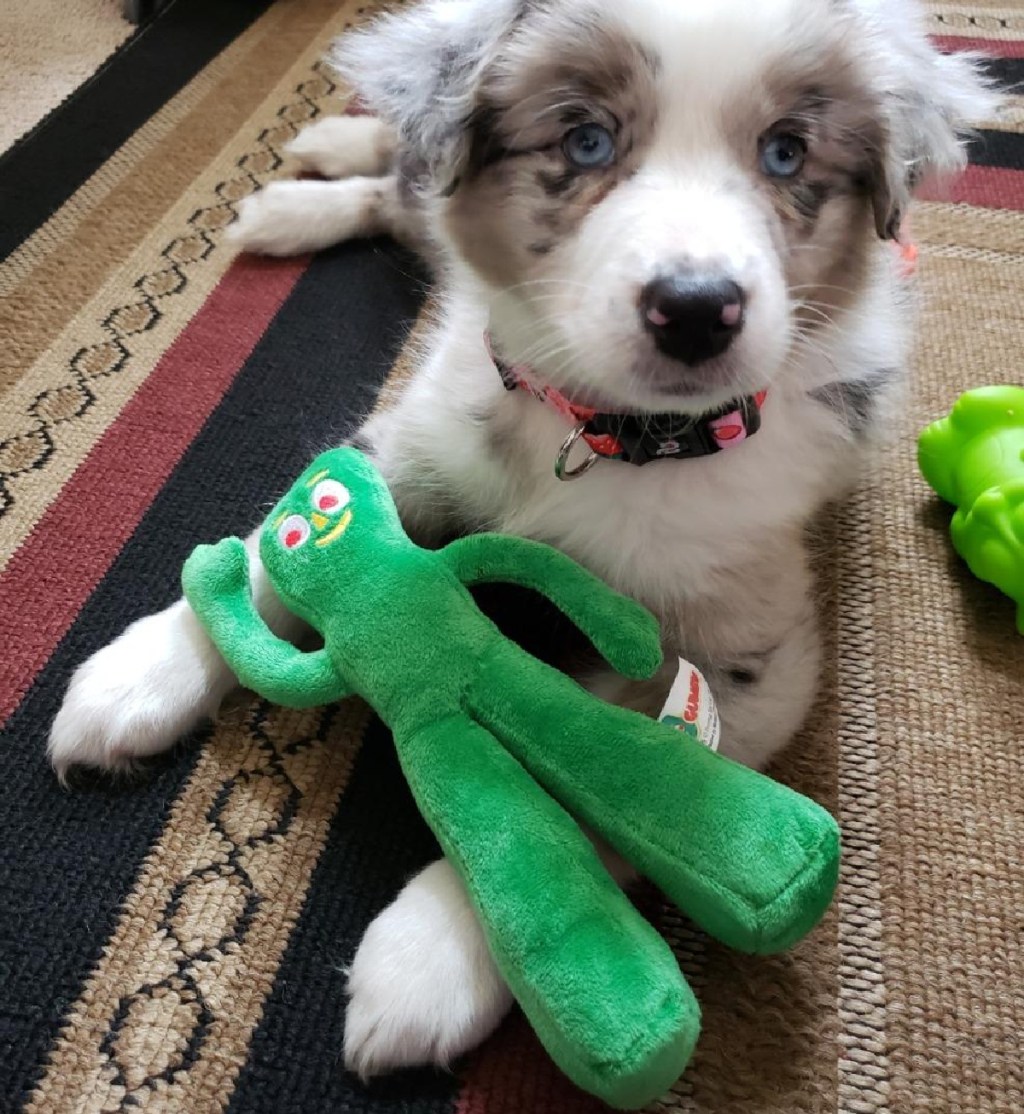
[440,533,663,680]
[182,538,350,709]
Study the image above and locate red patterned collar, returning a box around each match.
[485,334,767,477]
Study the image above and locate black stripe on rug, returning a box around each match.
[0,238,425,1111]
[967,128,1024,171]
[226,717,459,1114]
[0,0,272,263]
[979,55,1024,94]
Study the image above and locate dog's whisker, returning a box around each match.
[497,278,599,296]
[788,282,858,296]
[794,302,837,326]
[790,325,843,379]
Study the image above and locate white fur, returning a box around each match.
[285,114,394,179]
[227,117,399,256]
[49,531,307,779]
[228,178,389,256]
[49,0,995,1084]
[48,601,230,779]
[343,860,514,1077]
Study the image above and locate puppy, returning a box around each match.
[49,0,994,1082]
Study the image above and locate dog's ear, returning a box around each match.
[861,2,1001,240]
[331,0,521,194]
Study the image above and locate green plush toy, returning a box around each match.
[181,447,840,1109]
[919,385,1024,633]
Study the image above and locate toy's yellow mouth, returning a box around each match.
[314,508,353,547]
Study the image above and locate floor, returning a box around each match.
[0,0,133,154]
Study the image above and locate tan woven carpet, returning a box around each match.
[1,2,1022,1112]
[0,0,134,155]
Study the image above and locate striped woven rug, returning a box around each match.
[1,2,1022,1112]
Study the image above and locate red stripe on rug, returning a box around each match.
[918,165,1024,211]
[456,1014,608,1114]
[931,34,1024,59]
[0,254,308,726]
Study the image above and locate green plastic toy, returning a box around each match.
[919,385,1024,634]
[181,447,839,1109]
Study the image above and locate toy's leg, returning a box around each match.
[397,714,699,1109]
[950,478,1024,633]
[467,646,840,955]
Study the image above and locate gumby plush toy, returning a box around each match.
[919,385,1024,634]
[181,447,840,1109]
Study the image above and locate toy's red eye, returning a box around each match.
[277,514,310,550]
[311,478,350,515]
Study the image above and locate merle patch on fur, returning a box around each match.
[791,180,831,224]
[536,167,582,198]
[811,371,896,433]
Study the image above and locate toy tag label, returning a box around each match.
[658,657,721,751]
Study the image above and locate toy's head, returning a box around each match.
[258,448,405,590]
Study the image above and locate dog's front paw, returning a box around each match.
[344,859,514,1078]
[48,601,231,780]
[228,179,385,257]
[284,115,392,178]
[228,182,322,256]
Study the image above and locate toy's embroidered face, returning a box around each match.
[273,469,353,553]
[260,448,406,586]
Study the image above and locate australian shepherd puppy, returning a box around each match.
[50,0,994,1081]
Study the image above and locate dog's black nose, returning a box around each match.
[640,272,745,366]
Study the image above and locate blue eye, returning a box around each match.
[563,123,616,169]
[761,133,807,178]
